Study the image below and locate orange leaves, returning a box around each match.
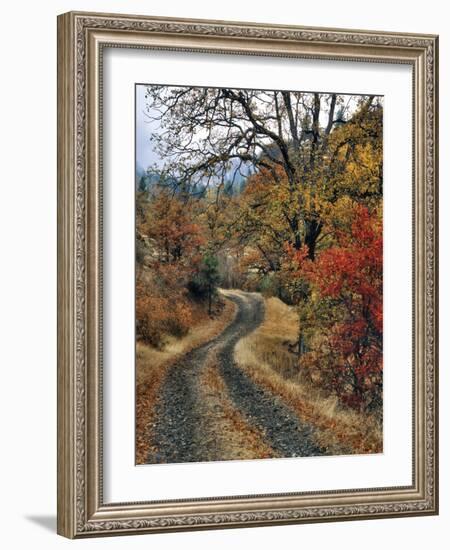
[136,276,193,348]
[136,190,208,348]
[144,189,205,271]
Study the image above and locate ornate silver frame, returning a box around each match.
[57,11,439,538]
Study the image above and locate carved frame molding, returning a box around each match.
[57,11,438,538]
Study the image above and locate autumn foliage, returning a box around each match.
[136,190,209,348]
[284,204,382,413]
[136,274,194,348]
[137,91,384,421]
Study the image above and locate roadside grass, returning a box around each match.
[136,295,236,464]
[234,296,383,456]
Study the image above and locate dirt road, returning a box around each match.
[146,290,326,464]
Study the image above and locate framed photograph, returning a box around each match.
[57,11,439,538]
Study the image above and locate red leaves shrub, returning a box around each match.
[287,204,383,415]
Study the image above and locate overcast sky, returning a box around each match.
[136,84,163,174]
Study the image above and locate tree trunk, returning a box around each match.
[304,219,322,260]
[297,308,304,358]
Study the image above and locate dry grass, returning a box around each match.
[198,352,277,461]
[235,297,383,455]
[136,299,234,385]
[136,297,237,464]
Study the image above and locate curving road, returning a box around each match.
[146,290,326,464]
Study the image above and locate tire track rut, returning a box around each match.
[146,290,326,464]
